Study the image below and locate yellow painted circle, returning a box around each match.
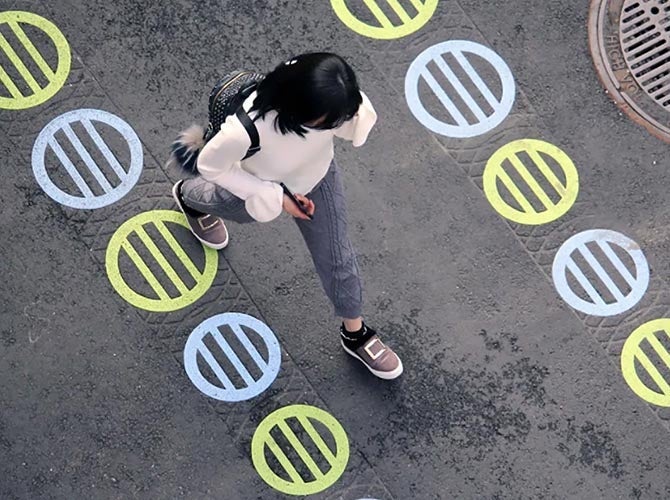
[483,139,579,225]
[621,319,670,407]
[331,0,439,39]
[105,210,218,312]
[0,11,71,110]
[251,404,350,496]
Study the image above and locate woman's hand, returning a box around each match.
[282,193,315,220]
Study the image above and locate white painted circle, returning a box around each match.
[405,40,516,138]
[32,108,143,209]
[183,313,281,402]
[552,229,649,316]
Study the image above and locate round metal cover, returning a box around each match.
[589,0,670,142]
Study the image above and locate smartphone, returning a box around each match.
[280,182,313,220]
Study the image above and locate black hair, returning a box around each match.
[250,52,363,137]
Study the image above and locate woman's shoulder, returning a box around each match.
[199,113,252,163]
[217,112,253,147]
[332,90,377,147]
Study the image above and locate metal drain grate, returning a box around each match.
[589,0,670,142]
[620,0,670,109]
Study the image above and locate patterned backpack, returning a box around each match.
[167,70,265,174]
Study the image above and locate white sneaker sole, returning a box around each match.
[172,182,229,250]
[340,339,404,380]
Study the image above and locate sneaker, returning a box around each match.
[172,180,229,250]
[340,324,403,380]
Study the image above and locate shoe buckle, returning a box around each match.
[198,216,220,231]
[364,338,386,360]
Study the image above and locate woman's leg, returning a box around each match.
[172,176,254,249]
[293,162,363,320]
[179,176,255,224]
[294,161,402,379]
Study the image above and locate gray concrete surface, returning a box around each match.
[2,0,670,498]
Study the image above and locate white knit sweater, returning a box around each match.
[196,91,377,222]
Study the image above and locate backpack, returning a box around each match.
[167,70,265,175]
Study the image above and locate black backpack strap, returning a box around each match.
[236,106,261,161]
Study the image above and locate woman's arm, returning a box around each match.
[196,118,284,222]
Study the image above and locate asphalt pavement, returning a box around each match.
[2,0,670,498]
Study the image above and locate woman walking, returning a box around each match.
[169,52,402,379]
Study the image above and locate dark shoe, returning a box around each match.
[172,180,229,249]
[340,324,403,380]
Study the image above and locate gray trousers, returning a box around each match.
[181,160,363,319]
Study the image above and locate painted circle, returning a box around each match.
[0,11,71,110]
[32,109,143,209]
[483,139,579,224]
[621,319,670,407]
[330,0,438,39]
[552,230,649,316]
[405,40,515,138]
[251,404,350,496]
[105,210,218,312]
[183,313,281,402]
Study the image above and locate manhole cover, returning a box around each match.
[589,0,670,142]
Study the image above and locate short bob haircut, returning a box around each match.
[250,52,363,137]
